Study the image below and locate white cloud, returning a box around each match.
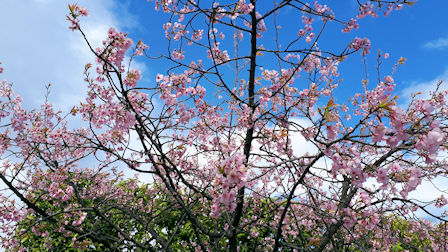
[0,0,140,111]
[399,68,448,219]
[400,67,448,103]
[0,0,154,184]
[423,36,448,50]
[290,118,317,156]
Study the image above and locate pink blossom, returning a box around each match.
[372,123,387,142]
[359,191,371,206]
[135,41,149,56]
[72,212,87,226]
[421,100,435,114]
[383,75,394,84]
[191,29,204,41]
[326,124,338,140]
[416,127,444,163]
[302,15,314,25]
[69,18,79,31]
[124,69,142,88]
[238,0,254,14]
[305,36,312,43]
[207,43,230,64]
[384,4,394,16]
[350,37,371,55]
[357,1,378,19]
[418,128,444,154]
[435,195,448,208]
[376,167,389,186]
[172,49,185,60]
[342,18,359,33]
[75,5,89,16]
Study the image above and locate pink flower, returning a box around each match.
[136,41,149,56]
[435,195,448,208]
[386,135,399,148]
[124,69,142,88]
[72,212,87,226]
[421,100,435,114]
[376,168,389,186]
[384,4,394,16]
[342,18,359,33]
[302,15,314,25]
[359,191,371,206]
[172,49,185,60]
[61,194,70,202]
[383,75,394,84]
[372,123,387,142]
[32,226,41,236]
[69,18,79,31]
[75,5,89,16]
[326,124,338,140]
[357,2,377,19]
[207,43,230,64]
[404,168,422,194]
[416,127,444,155]
[350,37,371,55]
[238,0,254,14]
[191,29,204,41]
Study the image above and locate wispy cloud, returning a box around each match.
[0,0,150,185]
[423,36,448,50]
[0,0,140,111]
[400,67,448,102]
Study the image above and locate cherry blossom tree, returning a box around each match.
[1,0,448,251]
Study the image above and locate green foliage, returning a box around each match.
[12,174,443,251]
[388,217,434,251]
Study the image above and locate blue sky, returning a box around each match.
[0,0,447,108]
[0,0,447,219]
[120,0,448,102]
